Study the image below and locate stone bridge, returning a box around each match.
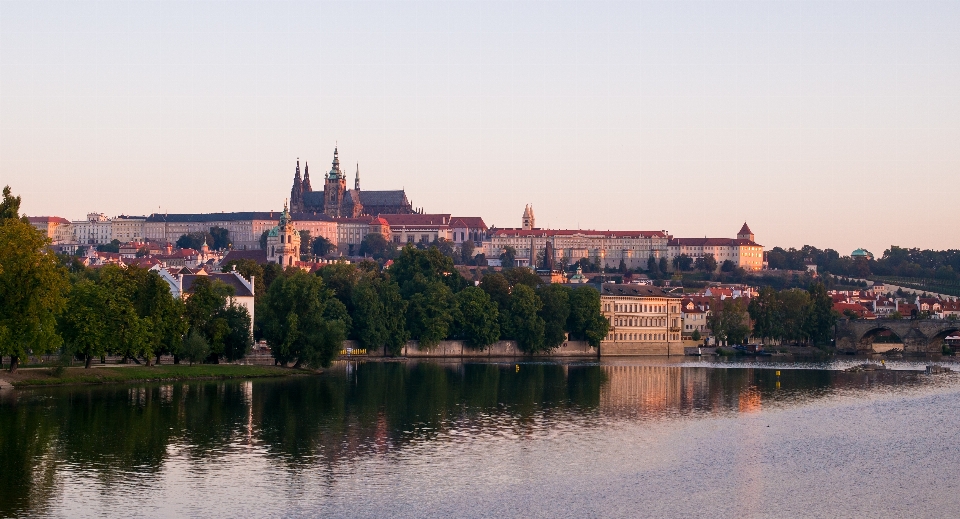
[835,319,960,353]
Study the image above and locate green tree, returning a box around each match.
[406,280,456,349]
[504,267,543,289]
[181,328,210,366]
[672,254,693,272]
[389,245,467,293]
[0,185,24,222]
[96,239,121,253]
[259,230,269,250]
[708,298,751,346]
[298,230,311,257]
[500,246,517,268]
[359,233,395,260]
[748,287,781,344]
[805,282,838,346]
[453,287,500,350]
[183,276,251,362]
[567,286,609,347]
[459,240,475,265]
[351,278,388,353]
[691,329,701,342]
[647,255,659,276]
[658,256,668,274]
[59,280,108,368]
[503,284,545,353]
[311,235,333,257]
[378,279,409,355]
[720,260,736,273]
[261,270,348,368]
[128,266,187,364]
[537,284,571,350]
[176,232,213,250]
[479,272,511,312]
[779,288,811,344]
[0,214,69,371]
[209,226,231,250]
[695,254,718,272]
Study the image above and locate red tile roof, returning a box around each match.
[492,229,667,238]
[27,216,71,224]
[380,214,452,226]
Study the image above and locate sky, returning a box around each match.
[1,0,958,257]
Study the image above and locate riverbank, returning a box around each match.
[0,364,306,388]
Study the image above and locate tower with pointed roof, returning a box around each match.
[323,147,348,217]
[522,204,535,230]
[355,164,360,191]
[737,222,754,242]
[302,161,312,193]
[290,159,304,213]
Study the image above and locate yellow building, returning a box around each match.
[667,223,763,272]
[600,283,684,355]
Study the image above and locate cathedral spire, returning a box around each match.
[303,161,312,192]
[355,163,360,190]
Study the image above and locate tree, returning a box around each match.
[453,287,500,350]
[405,281,456,349]
[429,238,456,260]
[537,284,571,350]
[127,266,187,364]
[181,329,210,366]
[647,255,660,277]
[359,233,395,260]
[389,245,467,293]
[805,282,838,346]
[183,277,251,363]
[312,235,333,257]
[176,232,213,250]
[779,289,811,344]
[60,281,108,368]
[708,298,751,346]
[259,230,269,250]
[351,278,388,353]
[673,254,693,272]
[460,240,475,265]
[95,266,151,363]
[222,259,266,298]
[298,230,311,257]
[378,280,409,356]
[479,272,511,312]
[500,246,517,268]
[261,270,348,368]
[691,329,701,342]
[567,286,610,347]
[96,239,121,253]
[209,226,231,250]
[0,213,69,372]
[720,260,736,273]
[503,267,542,289]
[695,254,718,272]
[0,186,24,222]
[748,287,781,344]
[618,259,627,273]
[658,257,668,274]
[502,284,545,353]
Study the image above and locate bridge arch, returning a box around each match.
[927,326,960,353]
[858,327,905,353]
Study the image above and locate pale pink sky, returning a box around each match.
[2,1,958,257]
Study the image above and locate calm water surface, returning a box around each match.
[3,358,960,518]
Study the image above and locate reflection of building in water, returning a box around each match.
[738,385,762,413]
[600,365,690,415]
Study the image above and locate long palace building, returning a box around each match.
[483,205,763,272]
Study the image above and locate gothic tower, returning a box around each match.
[302,161,312,193]
[355,164,360,191]
[290,159,303,213]
[324,147,347,217]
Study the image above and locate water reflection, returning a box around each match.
[0,360,941,518]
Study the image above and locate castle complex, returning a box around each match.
[289,147,415,217]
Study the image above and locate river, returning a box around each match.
[3,357,960,518]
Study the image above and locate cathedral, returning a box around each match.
[289,147,415,217]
